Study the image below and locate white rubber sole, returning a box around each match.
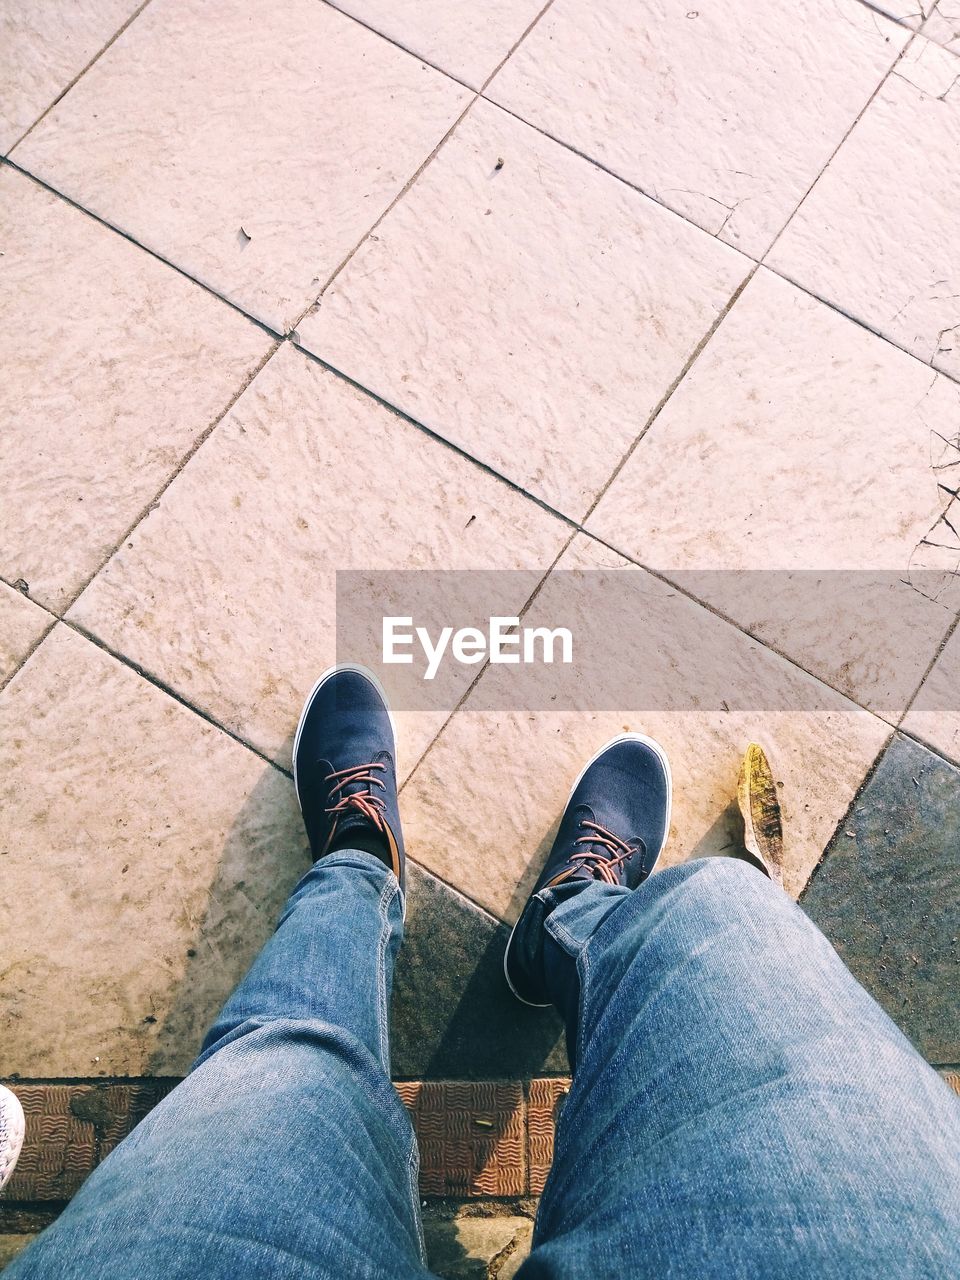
[502,732,673,1007]
[0,1085,25,1192]
[292,663,398,812]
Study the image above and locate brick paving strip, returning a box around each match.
[2,1073,957,1235]
[0,1079,573,1231]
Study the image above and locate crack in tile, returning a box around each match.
[661,186,741,236]
[931,429,960,468]
[933,321,960,360]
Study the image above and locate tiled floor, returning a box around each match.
[2,0,958,1154]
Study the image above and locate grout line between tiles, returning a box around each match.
[9,611,283,843]
[2,1,957,1033]
[4,6,958,851]
[290,0,558,335]
[761,30,919,263]
[0,581,60,692]
[583,527,906,732]
[289,97,482,334]
[798,727,897,898]
[16,107,958,404]
[897,604,960,725]
[0,616,58,696]
[59,340,283,615]
[292,346,581,527]
[402,846,512,928]
[0,159,283,340]
[853,0,932,31]
[0,578,58,619]
[476,0,559,93]
[409,856,511,929]
[315,0,475,93]
[61,617,288,774]
[4,0,156,158]
[396,526,580,800]
[476,93,763,257]
[594,527,960,763]
[578,265,760,525]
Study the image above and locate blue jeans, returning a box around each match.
[9,854,960,1278]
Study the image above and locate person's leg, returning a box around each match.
[519,858,960,1278]
[8,852,427,1280]
[9,668,429,1280]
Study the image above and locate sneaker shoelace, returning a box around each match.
[568,819,643,884]
[324,762,388,834]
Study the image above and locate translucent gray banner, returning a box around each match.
[335,568,960,719]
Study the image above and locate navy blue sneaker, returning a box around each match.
[293,665,405,894]
[503,733,672,1005]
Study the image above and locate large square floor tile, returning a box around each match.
[769,38,960,380]
[13,0,471,332]
[299,99,749,519]
[0,168,269,612]
[401,535,891,921]
[327,0,546,89]
[0,583,50,685]
[587,268,960,720]
[0,0,138,153]
[0,626,308,1077]
[69,344,569,771]
[487,0,907,258]
[802,733,960,1064]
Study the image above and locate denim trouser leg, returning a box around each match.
[7,852,430,1280]
[518,857,960,1279]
